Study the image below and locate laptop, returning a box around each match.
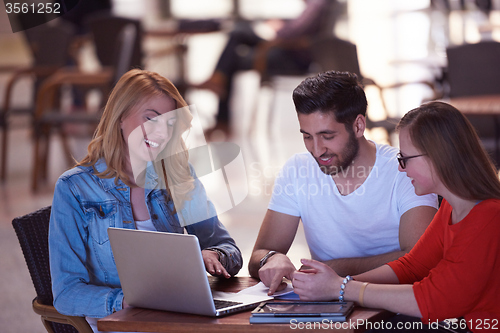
[108,228,271,316]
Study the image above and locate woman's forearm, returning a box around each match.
[345,281,421,318]
[354,264,400,284]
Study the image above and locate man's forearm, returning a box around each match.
[322,250,407,276]
[248,249,270,278]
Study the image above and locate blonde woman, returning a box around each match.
[49,69,242,327]
[292,102,500,332]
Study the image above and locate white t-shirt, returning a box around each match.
[268,142,438,261]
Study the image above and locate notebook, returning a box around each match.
[107,228,271,316]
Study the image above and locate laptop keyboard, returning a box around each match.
[213,299,243,309]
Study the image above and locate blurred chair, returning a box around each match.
[252,36,432,140]
[31,16,142,191]
[446,41,500,165]
[446,41,500,97]
[12,206,93,333]
[86,13,143,85]
[308,36,405,136]
[0,21,75,181]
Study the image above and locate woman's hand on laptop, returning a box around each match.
[202,249,231,278]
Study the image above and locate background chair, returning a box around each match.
[12,206,93,333]
[308,36,415,137]
[0,21,75,181]
[30,15,143,191]
[251,36,432,141]
[445,41,500,165]
[446,41,500,97]
[86,13,143,84]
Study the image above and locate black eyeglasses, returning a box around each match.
[397,152,426,169]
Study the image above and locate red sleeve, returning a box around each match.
[414,203,500,322]
[387,201,449,284]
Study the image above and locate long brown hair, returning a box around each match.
[397,101,500,200]
[78,69,194,204]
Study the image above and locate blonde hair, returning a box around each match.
[397,101,500,201]
[78,69,194,205]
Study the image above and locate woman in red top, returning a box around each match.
[292,101,500,332]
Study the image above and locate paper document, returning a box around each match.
[237,281,295,297]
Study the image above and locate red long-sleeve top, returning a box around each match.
[387,199,500,332]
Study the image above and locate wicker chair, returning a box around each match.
[12,206,93,333]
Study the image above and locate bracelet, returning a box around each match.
[208,248,223,261]
[338,275,352,302]
[359,282,369,307]
[208,248,227,267]
[259,250,278,268]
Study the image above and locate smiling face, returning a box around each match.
[121,95,177,164]
[298,111,359,176]
[398,127,439,196]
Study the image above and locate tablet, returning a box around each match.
[252,301,353,317]
[250,301,354,324]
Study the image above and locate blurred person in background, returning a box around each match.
[194,0,332,138]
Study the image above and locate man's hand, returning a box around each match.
[248,210,300,278]
[202,249,231,278]
[258,253,296,295]
[292,259,341,301]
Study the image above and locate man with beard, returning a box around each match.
[249,71,438,295]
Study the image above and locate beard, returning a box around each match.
[317,130,359,176]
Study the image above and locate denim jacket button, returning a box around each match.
[152,214,158,220]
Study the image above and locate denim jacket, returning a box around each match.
[49,159,242,318]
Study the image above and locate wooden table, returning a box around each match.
[448,95,500,163]
[449,95,500,115]
[98,277,392,333]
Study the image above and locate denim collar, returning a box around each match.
[90,159,159,192]
[144,162,160,190]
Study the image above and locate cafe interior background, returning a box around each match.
[1,0,499,331]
